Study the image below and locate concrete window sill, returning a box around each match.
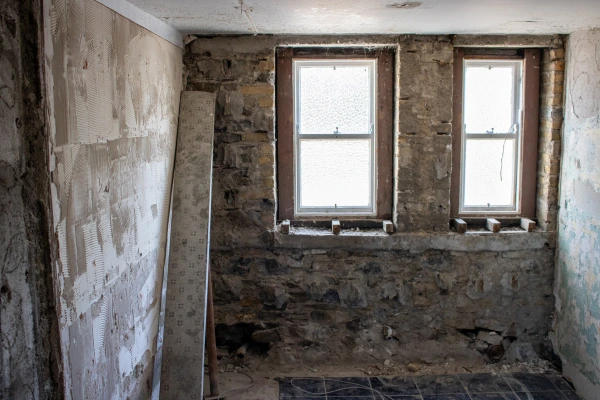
[273,227,555,252]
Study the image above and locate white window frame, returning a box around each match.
[459,59,524,214]
[292,59,378,217]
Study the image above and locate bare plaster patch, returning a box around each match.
[44,0,182,397]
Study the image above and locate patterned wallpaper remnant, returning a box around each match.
[160,92,216,400]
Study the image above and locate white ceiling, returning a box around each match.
[127,0,600,35]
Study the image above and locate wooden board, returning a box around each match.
[160,92,215,400]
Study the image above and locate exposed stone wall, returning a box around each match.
[0,0,61,398]
[184,35,563,366]
[537,48,565,231]
[554,29,600,399]
[185,36,277,249]
[213,245,555,365]
[396,36,453,231]
[44,0,182,398]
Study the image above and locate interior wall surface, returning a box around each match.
[0,0,61,398]
[554,28,600,400]
[43,0,182,398]
[183,35,564,366]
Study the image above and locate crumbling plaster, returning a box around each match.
[43,0,182,398]
[0,0,62,399]
[0,0,61,398]
[554,28,600,400]
[184,34,564,366]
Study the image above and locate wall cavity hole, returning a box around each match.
[215,323,273,358]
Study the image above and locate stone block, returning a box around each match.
[396,135,452,190]
[474,318,507,332]
[252,328,281,343]
[339,282,368,308]
[259,282,289,310]
[395,188,450,232]
[240,84,274,96]
[477,330,503,346]
[196,58,224,80]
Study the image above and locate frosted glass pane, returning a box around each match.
[464,139,516,208]
[464,64,517,134]
[299,64,371,134]
[300,139,371,208]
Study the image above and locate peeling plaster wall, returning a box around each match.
[554,28,600,399]
[1,0,61,398]
[43,0,182,398]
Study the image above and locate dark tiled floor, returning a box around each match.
[279,373,581,400]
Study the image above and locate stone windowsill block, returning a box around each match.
[273,227,555,252]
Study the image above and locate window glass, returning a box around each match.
[294,59,376,215]
[299,139,371,208]
[464,139,516,207]
[461,59,522,213]
[298,64,372,134]
[464,64,516,134]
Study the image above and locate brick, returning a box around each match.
[238,189,272,200]
[540,94,563,107]
[242,132,270,142]
[241,84,274,96]
[549,48,565,60]
[260,213,275,226]
[258,59,275,71]
[261,178,274,189]
[551,59,565,71]
[257,96,274,108]
[544,163,560,175]
[540,118,563,130]
[538,128,561,142]
[259,143,274,155]
[541,71,563,87]
[259,154,274,166]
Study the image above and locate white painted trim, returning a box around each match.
[562,359,600,400]
[95,0,182,48]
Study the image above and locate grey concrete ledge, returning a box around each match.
[274,228,555,252]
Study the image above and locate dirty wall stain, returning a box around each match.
[554,27,600,392]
